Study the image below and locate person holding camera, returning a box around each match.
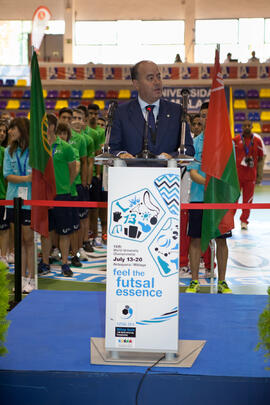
[233,119,264,230]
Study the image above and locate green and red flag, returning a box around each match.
[29,51,56,237]
[200,48,240,252]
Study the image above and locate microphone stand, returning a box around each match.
[136,107,156,159]
[178,88,191,159]
[95,100,118,164]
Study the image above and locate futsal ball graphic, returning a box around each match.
[121,305,133,319]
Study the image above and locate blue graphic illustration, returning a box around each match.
[109,188,165,242]
[154,174,180,215]
[136,307,178,325]
[149,218,179,277]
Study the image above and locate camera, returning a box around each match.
[245,156,254,168]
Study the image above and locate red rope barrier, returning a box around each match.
[0,200,269,209]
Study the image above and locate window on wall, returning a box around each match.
[74,20,185,64]
[0,20,65,65]
[195,18,270,63]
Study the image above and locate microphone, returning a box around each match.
[103,100,118,153]
[136,107,156,159]
[179,88,190,156]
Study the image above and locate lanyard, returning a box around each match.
[241,134,253,156]
[52,144,57,156]
[15,149,29,176]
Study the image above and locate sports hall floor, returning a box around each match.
[8,183,270,296]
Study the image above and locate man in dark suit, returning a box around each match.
[109,60,194,158]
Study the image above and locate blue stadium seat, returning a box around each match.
[234,89,246,99]
[234,124,243,133]
[22,90,31,98]
[131,90,138,99]
[5,79,15,87]
[234,112,246,121]
[69,100,80,108]
[20,100,30,110]
[247,89,259,98]
[71,90,82,99]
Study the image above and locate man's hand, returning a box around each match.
[157,152,172,159]
[119,153,134,159]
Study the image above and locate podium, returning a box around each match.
[91,155,206,365]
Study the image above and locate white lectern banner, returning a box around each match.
[105,167,180,353]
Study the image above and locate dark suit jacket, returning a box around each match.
[109,98,194,157]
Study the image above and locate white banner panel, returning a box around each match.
[105,167,180,353]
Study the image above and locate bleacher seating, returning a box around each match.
[47,90,58,98]
[247,89,259,98]
[261,100,270,109]
[11,90,23,98]
[16,111,27,117]
[43,89,47,98]
[22,90,31,98]
[93,100,105,110]
[262,124,270,133]
[71,90,82,99]
[234,112,246,121]
[59,90,71,99]
[259,89,270,98]
[247,112,260,121]
[234,99,247,109]
[19,100,30,110]
[68,100,80,108]
[251,122,261,133]
[247,100,260,109]
[0,90,11,98]
[0,101,7,109]
[5,79,15,87]
[234,124,243,133]
[234,89,246,99]
[0,79,3,86]
[261,111,270,121]
[119,89,131,99]
[16,79,27,87]
[82,90,95,99]
[131,90,138,98]
[95,90,106,99]
[55,100,69,110]
[6,100,20,110]
[106,90,118,99]
[45,100,56,110]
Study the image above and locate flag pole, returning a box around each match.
[31,46,39,291]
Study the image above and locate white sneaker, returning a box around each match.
[241,222,248,230]
[205,268,217,278]
[51,248,61,260]
[93,237,103,247]
[0,256,9,268]
[22,276,28,291]
[7,252,14,264]
[23,278,35,294]
[78,248,88,261]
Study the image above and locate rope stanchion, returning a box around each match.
[0,199,269,210]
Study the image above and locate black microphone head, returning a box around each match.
[181,88,190,97]
[107,100,118,120]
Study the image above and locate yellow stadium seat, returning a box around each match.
[261,111,270,121]
[43,89,47,98]
[118,89,131,99]
[55,100,69,110]
[16,79,27,87]
[82,89,95,99]
[233,99,247,109]
[259,88,270,98]
[93,100,105,110]
[251,122,261,133]
[6,100,20,109]
[27,112,30,119]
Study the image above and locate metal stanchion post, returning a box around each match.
[14,197,22,303]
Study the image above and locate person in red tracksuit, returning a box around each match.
[233,119,264,230]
